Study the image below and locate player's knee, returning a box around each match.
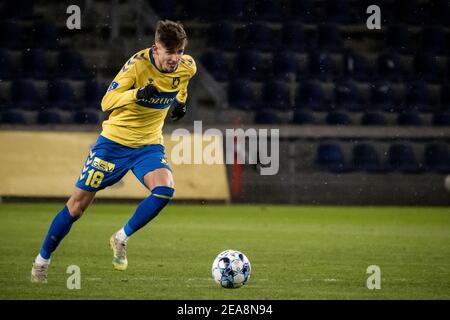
[151,185,175,202]
[67,196,92,217]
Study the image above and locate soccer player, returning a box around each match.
[31,20,196,283]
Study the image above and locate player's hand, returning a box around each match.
[136,83,158,100]
[170,100,187,121]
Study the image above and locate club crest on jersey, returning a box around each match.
[92,157,115,172]
[107,81,119,91]
[171,77,180,89]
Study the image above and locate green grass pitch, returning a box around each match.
[0,203,449,299]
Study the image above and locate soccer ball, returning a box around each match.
[211,249,251,288]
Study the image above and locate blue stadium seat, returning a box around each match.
[344,52,371,82]
[219,0,247,21]
[209,22,236,50]
[33,20,59,49]
[47,81,77,110]
[1,109,26,124]
[352,144,387,173]
[370,82,396,112]
[282,22,307,52]
[432,113,450,126]
[324,0,353,24]
[326,112,352,126]
[413,54,439,83]
[22,49,49,79]
[74,110,99,124]
[424,144,450,173]
[397,113,423,126]
[420,26,446,55]
[441,85,450,111]
[228,79,255,110]
[290,0,315,23]
[38,109,63,124]
[57,49,90,79]
[254,0,283,22]
[317,24,343,52]
[387,144,423,173]
[0,49,13,80]
[292,111,316,125]
[361,113,387,126]
[405,81,433,112]
[254,109,280,124]
[4,0,34,19]
[334,81,362,112]
[244,23,274,52]
[272,50,298,80]
[308,51,333,80]
[296,81,327,111]
[235,50,265,81]
[0,21,22,49]
[315,143,350,173]
[201,51,229,81]
[147,0,177,20]
[377,51,402,82]
[426,0,450,26]
[385,25,413,54]
[11,80,42,110]
[85,81,107,109]
[262,80,291,111]
[394,0,424,25]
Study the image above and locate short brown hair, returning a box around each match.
[155,20,187,50]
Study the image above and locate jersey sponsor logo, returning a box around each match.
[92,157,115,172]
[107,81,119,91]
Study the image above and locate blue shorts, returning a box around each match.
[75,135,171,192]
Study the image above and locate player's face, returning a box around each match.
[154,42,185,73]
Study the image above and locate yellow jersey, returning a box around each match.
[100,48,197,148]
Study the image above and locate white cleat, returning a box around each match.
[31,261,49,283]
[109,233,128,271]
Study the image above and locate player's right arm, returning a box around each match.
[101,60,140,112]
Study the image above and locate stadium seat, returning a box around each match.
[317,24,343,52]
[370,82,396,112]
[0,49,13,80]
[47,81,78,110]
[37,109,63,124]
[420,26,446,55]
[4,0,34,19]
[33,20,59,49]
[325,112,352,126]
[57,49,90,79]
[22,48,49,79]
[344,52,371,82]
[323,0,353,24]
[243,23,274,52]
[315,143,350,173]
[295,81,327,111]
[385,25,413,54]
[228,79,256,110]
[282,22,307,52]
[360,113,387,126]
[432,113,450,126]
[292,111,316,125]
[235,50,265,81]
[387,144,423,173]
[272,50,298,80]
[201,51,229,81]
[440,85,450,111]
[219,0,247,21]
[424,144,450,173]
[147,0,177,20]
[254,0,284,22]
[209,21,236,51]
[289,0,315,23]
[377,51,402,82]
[413,54,439,83]
[254,109,280,124]
[1,109,26,124]
[85,81,107,110]
[74,110,99,124]
[0,21,22,49]
[262,80,291,111]
[352,144,387,173]
[397,113,423,126]
[393,0,424,25]
[11,80,42,110]
[334,81,362,112]
[426,0,450,26]
[405,81,433,113]
[308,51,334,80]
